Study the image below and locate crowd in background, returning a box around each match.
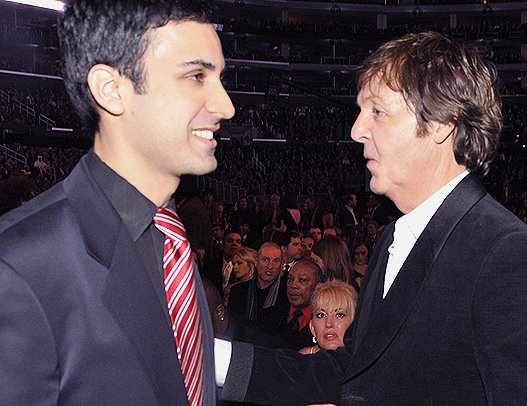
[1,6,526,357]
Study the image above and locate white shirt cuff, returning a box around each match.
[214,338,232,387]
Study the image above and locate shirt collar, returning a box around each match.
[288,305,313,331]
[400,170,469,241]
[86,149,160,242]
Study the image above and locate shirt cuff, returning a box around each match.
[214,338,232,387]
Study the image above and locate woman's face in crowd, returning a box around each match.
[310,301,353,350]
[232,254,252,281]
[354,244,369,267]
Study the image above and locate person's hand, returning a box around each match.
[298,345,320,355]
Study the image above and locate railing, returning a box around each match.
[252,149,266,174]
[1,143,57,182]
[12,98,36,119]
[0,87,56,128]
[0,89,10,103]
[0,144,27,166]
[197,175,246,205]
[38,113,56,128]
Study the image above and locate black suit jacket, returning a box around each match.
[257,302,315,350]
[221,174,527,405]
[228,277,288,321]
[0,155,216,405]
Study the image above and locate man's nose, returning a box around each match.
[351,111,368,143]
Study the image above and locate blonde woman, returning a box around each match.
[223,247,257,306]
[299,279,358,354]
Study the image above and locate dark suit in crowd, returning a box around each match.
[0,153,217,404]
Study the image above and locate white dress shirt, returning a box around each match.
[383,170,469,298]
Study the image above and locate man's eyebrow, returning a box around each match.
[356,94,380,107]
[179,59,216,71]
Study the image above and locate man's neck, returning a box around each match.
[256,278,275,290]
[93,133,178,207]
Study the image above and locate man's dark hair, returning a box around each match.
[272,231,291,248]
[344,191,357,204]
[290,230,301,240]
[59,0,215,132]
[358,31,502,176]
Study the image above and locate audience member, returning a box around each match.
[227,241,287,321]
[274,192,301,232]
[309,226,322,242]
[223,247,257,306]
[322,225,340,238]
[350,238,370,288]
[365,219,378,250]
[274,230,303,274]
[299,279,358,354]
[174,175,213,263]
[310,235,356,286]
[300,233,315,260]
[257,259,321,350]
[204,230,242,293]
[337,191,361,227]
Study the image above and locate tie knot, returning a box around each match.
[153,208,187,242]
[293,309,303,319]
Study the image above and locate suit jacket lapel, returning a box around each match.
[349,173,486,378]
[351,223,392,356]
[63,157,186,405]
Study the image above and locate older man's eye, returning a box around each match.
[372,107,385,117]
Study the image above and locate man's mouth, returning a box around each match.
[191,129,214,140]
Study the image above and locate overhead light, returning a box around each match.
[2,0,65,11]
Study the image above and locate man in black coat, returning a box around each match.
[218,32,527,405]
[257,260,321,350]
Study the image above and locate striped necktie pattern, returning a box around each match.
[154,208,203,406]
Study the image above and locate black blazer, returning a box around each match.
[257,302,315,350]
[221,174,527,405]
[228,276,288,320]
[0,154,216,405]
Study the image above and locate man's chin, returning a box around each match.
[191,158,217,176]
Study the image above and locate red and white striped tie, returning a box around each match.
[154,208,204,406]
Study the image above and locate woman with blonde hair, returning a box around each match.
[299,279,358,354]
[223,247,257,306]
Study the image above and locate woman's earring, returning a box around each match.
[312,335,317,344]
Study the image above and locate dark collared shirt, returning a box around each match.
[86,149,171,327]
[287,305,312,332]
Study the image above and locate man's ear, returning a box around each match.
[87,64,126,116]
[431,120,456,145]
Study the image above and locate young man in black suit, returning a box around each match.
[0,1,234,404]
